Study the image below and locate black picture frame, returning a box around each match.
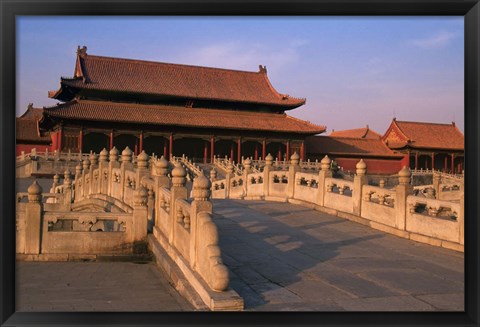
[1,1,479,326]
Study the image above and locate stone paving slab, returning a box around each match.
[213,199,465,312]
[16,261,193,311]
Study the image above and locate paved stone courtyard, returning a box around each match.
[16,199,464,312]
[16,261,193,311]
[213,199,464,311]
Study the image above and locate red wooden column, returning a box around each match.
[415,152,418,170]
[300,141,305,161]
[286,140,290,160]
[262,139,266,159]
[139,131,143,153]
[78,129,83,153]
[169,134,173,160]
[254,144,258,160]
[451,153,455,173]
[237,138,242,163]
[210,137,215,163]
[277,146,282,161]
[109,130,114,150]
[58,127,63,152]
[431,152,435,170]
[230,145,234,162]
[163,139,167,158]
[203,142,208,164]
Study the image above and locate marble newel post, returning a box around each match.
[25,181,43,254]
[287,152,300,198]
[132,185,149,245]
[225,161,234,199]
[395,166,413,230]
[63,169,73,207]
[242,157,252,197]
[353,159,368,216]
[316,155,332,207]
[459,179,464,245]
[120,147,133,201]
[169,163,188,244]
[189,174,213,269]
[98,148,109,194]
[263,153,274,197]
[107,147,120,196]
[135,150,150,185]
[432,173,441,199]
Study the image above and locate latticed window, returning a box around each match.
[62,134,79,152]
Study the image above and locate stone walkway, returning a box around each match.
[213,199,464,311]
[16,261,193,311]
[15,199,464,312]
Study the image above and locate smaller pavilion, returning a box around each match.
[16,104,51,155]
[382,119,464,173]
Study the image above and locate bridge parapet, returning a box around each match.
[211,153,465,252]
[16,147,243,310]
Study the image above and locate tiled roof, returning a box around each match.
[306,136,403,158]
[41,100,325,134]
[385,120,464,151]
[330,126,381,139]
[18,106,44,120]
[50,47,306,109]
[16,118,50,143]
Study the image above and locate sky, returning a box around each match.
[16,16,464,134]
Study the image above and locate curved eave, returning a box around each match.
[60,79,306,110]
[40,100,322,135]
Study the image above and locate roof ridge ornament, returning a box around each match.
[258,65,267,73]
[77,45,87,56]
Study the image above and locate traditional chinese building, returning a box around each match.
[38,46,325,163]
[16,105,51,156]
[382,119,464,173]
[306,135,406,174]
[329,125,381,139]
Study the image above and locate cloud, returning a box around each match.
[410,31,456,49]
[175,40,304,73]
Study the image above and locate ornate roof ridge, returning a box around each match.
[286,115,325,132]
[82,52,267,76]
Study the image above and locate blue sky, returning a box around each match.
[16,16,464,134]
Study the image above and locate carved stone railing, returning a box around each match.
[16,148,243,310]
[211,154,464,252]
[406,196,462,244]
[362,185,396,207]
[172,155,203,180]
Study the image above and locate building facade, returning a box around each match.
[16,105,51,156]
[382,119,464,173]
[38,46,325,163]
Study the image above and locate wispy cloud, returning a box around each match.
[175,40,306,73]
[410,31,456,49]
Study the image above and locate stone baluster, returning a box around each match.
[107,147,120,196]
[263,153,274,197]
[50,174,60,193]
[432,173,441,199]
[63,169,73,206]
[317,155,332,207]
[131,185,148,244]
[287,152,300,198]
[97,148,108,194]
[395,166,413,230]
[169,163,187,244]
[120,147,133,201]
[190,173,212,269]
[25,181,43,254]
[353,159,367,215]
[136,150,150,188]
[209,167,217,182]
